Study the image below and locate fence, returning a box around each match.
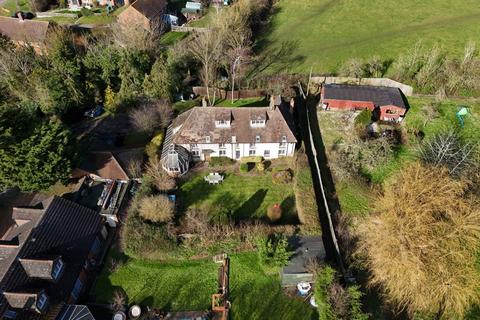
[171,25,207,32]
[192,87,267,100]
[311,76,414,96]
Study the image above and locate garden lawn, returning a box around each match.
[95,252,318,320]
[0,0,29,16]
[260,0,480,73]
[35,16,77,24]
[76,14,116,25]
[179,167,298,223]
[160,31,189,46]
[214,97,268,108]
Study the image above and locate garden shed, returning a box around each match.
[281,236,326,287]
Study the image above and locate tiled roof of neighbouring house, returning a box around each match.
[130,0,166,20]
[323,84,407,109]
[168,106,297,144]
[0,196,105,319]
[0,17,50,45]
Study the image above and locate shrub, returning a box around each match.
[239,163,249,173]
[272,169,293,184]
[240,156,263,163]
[145,132,164,160]
[130,101,172,135]
[267,204,282,222]
[209,156,235,167]
[138,195,174,223]
[80,7,93,16]
[256,161,265,173]
[314,266,336,320]
[256,233,292,267]
[354,109,372,129]
[144,156,176,191]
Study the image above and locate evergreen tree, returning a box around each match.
[143,55,174,101]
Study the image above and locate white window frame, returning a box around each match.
[249,149,256,156]
[36,293,48,311]
[250,120,266,127]
[249,143,256,149]
[280,135,287,147]
[278,149,286,156]
[219,150,227,156]
[215,120,230,128]
[205,136,211,143]
[52,259,64,280]
[264,150,270,158]
[255,135,261,143]
[219,143,227,149]
[231,136,236,143]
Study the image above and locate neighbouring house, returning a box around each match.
[71,149,143,182]
[118,0,167,31]
[67,0,116,9]
[181,1,202,21]
[211,0,230,7]
[0,16,50,52]
[0,196,109,320]
[161,104,297,176]
[320,84,408,122]
[281,236,326,286]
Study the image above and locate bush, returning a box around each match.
[240,156,263,163]
[209,156,235,167]
[80,7,93,16]
[267,204,282,222]
[272,169,293,184]
[256,161,265,173]
[354,109,372,129]
[144,156,176,191]
[239,163,249,173]
[256,233,292,267]
[138,195,174,223]
[145,132,164,160]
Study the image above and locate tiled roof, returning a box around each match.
[170,106,297,144]
[131,0,166,20]
[323,84,407,109]
[0,196,105,319]
[0,17,50,44]
[72,152,130,181]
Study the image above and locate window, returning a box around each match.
[264,150,270,158]
[231,136,236,143]
[71,278,84,300]
[255,135,261,143]
[215,120,230,128]
[219,150,226,156]
[36,293,48,311]
[4,309,17,319]
[205,136,211,143]
[249,149,256,156]
[250,120,265,127]
[249,143,256,149]
[192,150,200,156]
[51,259,64,280]
[386,109,398,114]
[219,143,226,149]
[279,149,286,156]
[280,135,287,147]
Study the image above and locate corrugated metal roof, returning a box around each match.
[323,84,406,109]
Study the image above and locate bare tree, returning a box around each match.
[129,100,173,134]
[144,156,176,191]
[355,163,480,318]
[224,28,252,103]
[420,130,476,176]
[186,29,224,105]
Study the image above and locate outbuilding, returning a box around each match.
[321,84,408,122]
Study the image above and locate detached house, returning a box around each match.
[321,84,408,122]
[161,105,297,175]
[118,0,167,31]
[0,16,51,53]
[0,196,108,319]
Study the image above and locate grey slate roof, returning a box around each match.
[323,84,407,109]
[0,196,105,319]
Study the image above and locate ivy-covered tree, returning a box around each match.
[143,55,174,101]
[117,49,152,105]
[0,105,76,191]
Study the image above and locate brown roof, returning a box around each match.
[130,0,166,20]
[72,152,130,180]
[0,17,50,45]
[170,106,297,144]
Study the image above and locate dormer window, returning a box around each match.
[205,136,211,143]
[250,120,266,127]
[255,135,261,143]
[36,293,48,312]
[215,120,231,128]
[51,259,64,281]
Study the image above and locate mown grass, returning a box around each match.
[187,6,217,28]
[0,0,29,16]
[76,14,116,25]
[214,97,268,108]
[95,252,317,319]
[35,16,77,24]
[260,0,480,73]
[178,165,298,223]
[160,31,188,46]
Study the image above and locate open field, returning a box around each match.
[260,0,480,73]
[95,252,318,320]
[178,163,298,224]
